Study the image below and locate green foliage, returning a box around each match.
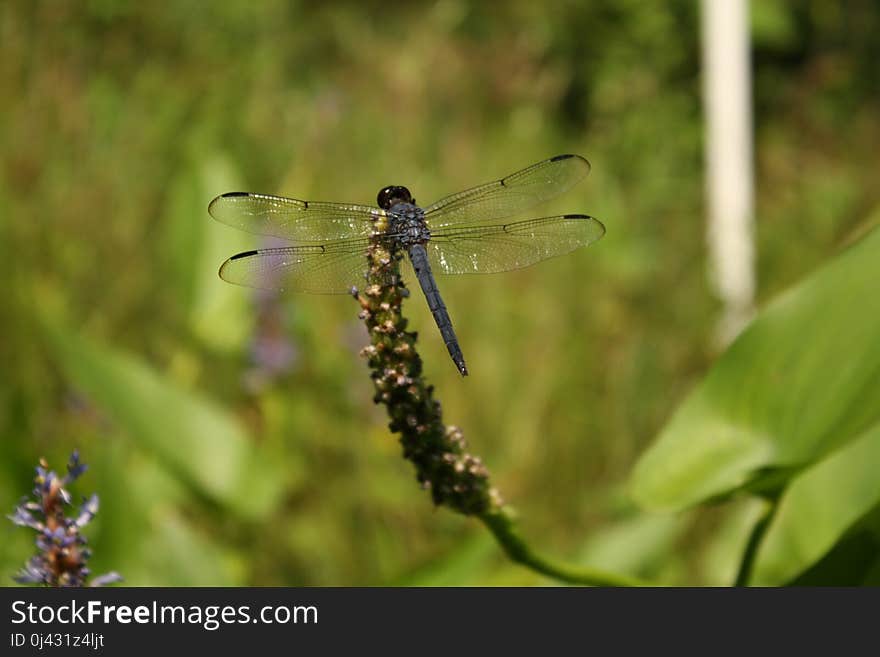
[631,227,880,509]
[42,310,286,520]
[631,227,880,583]
[751,422,880,585]
[2,1,879,585]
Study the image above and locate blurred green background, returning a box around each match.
[2,1,878,585]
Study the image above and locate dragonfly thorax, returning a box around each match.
[386,203,430,248]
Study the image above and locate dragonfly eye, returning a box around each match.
[377,185,414,210]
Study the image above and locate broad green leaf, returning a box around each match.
[750,422,880,585]
[697,498,769,586]
[788,529,880,586]
[42,316,285,520]
[576,512,687,581]
[88,446,245,586]
[631,226,880,511]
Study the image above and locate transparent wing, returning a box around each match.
[218,239,374,294]
[427,214,605,274]
[423,154,590,229]
[208,192,383,243]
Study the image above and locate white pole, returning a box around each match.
[702,0,756,345]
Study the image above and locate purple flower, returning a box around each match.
[8,451,121,587]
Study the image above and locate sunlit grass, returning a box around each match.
[1,1,877,585]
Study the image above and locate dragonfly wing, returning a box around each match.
[219,240,374,294]
[427,215,605,274]
[423,154,590,229]
[208,192,383,243]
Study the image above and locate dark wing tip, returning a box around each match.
[551,153,591,174]
[208,192,251,217]
[563,214,606,240]
[218,255,250,286]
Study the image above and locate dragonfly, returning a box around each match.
[209,154,605,376]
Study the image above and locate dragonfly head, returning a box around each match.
[377,185,414,210]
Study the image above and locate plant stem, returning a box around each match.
[480,508,650,586]
[356,240,645,586]
[733,498,778,586]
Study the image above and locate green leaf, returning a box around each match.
[630,227,880,511]
[42,315,285,520]
[162,152,254,350]
[698,498,770,586]
[88,447,246,586]
[575,512,687,581]
[189,154,256,350]
[786,529,880,586]
[749,422,880,585]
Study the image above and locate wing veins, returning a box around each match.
[208,192,384,243]
[423,154,590,229]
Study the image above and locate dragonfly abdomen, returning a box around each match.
[408,244,468,376]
